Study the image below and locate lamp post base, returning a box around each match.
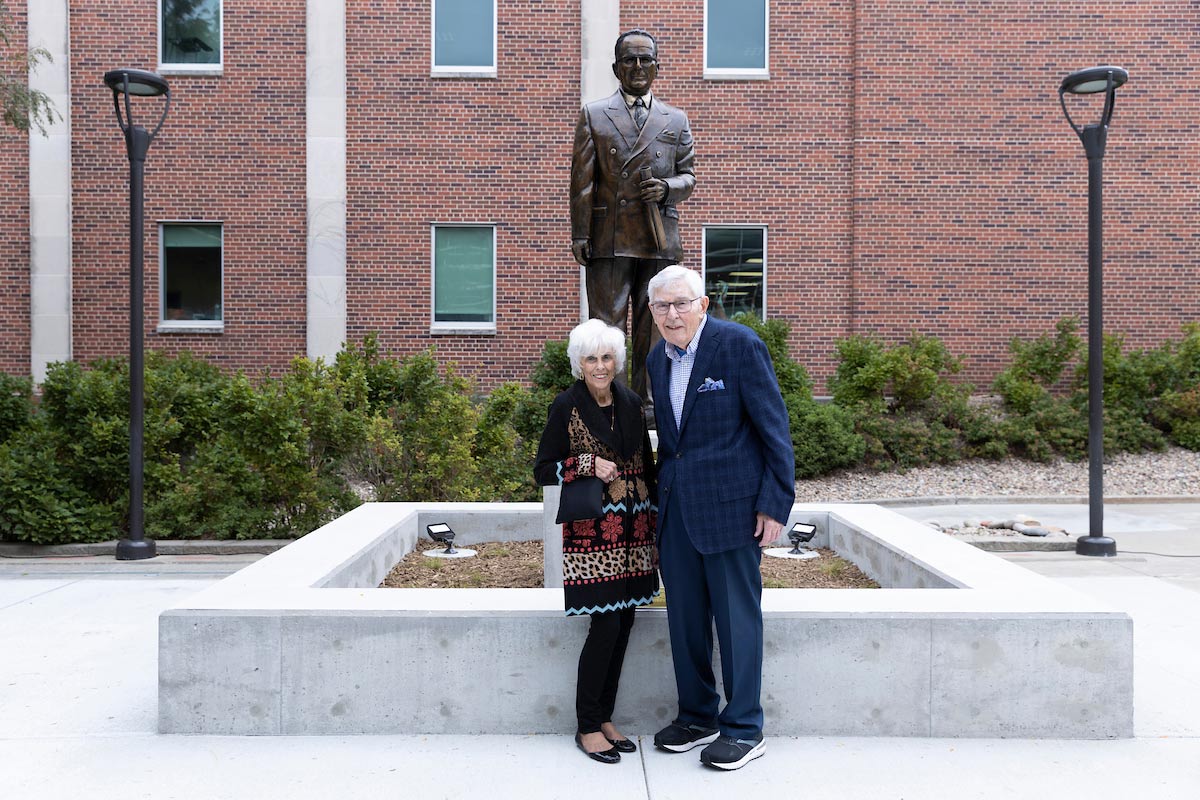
[1075,535,1117,557]
[116,538,157,560]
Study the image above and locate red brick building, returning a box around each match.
[2,1,1197,392]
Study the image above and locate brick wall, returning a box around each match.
[0,2,30,376]
[617,1,1200,392]
[6,2,1198,395]
[344,0,583,387]
[69,0,307,374]
[849,1,1200,390]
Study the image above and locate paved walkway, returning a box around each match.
[2,501,1199,799]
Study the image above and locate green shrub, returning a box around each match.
[363,350,485,503]
[1152,386,1200,450]
[148,365,363,540]
[531,339,575,394]
[829,335,889,410]
[0,372,32,445]
[828,332,992,470]
[475,382,540,502]
[0,422,119,544]
[787,396,864,478]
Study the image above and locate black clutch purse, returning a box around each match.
[555,477,604,523]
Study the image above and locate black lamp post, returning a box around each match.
[104,68,171,561]
[1059,66,1128,558]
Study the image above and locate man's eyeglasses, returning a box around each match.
[649,297,700,316]
[619,56,658,68]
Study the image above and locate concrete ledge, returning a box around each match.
[159,502,1132,739]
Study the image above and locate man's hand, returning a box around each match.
[639,177,667,203]
[571,239,591,267]
[594,456,619,483]
[753,512,784,549]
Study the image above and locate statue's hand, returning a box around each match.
[640,177,667,203]
[571,239,591,267]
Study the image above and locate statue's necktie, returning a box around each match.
[633,97,648,129]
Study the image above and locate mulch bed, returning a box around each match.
[381,540,878,589]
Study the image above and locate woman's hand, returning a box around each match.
[594,456,619,482]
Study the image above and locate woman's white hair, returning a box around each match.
[567,319,627,379]
[647,264,704,302]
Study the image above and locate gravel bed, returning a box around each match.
[794,445,1200,502]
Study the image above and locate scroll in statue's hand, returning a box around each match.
[639,177,667,203]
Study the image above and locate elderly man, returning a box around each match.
[570,28,696,404]
[645,265,795,771]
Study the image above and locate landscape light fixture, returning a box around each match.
[426,523,458,555]
[1058,66,1128,558]
[104,68,170,561]
[788,522,817,555]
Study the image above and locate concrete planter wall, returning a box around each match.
[160,501,1132,738]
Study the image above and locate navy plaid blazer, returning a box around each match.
[648,316,795,554]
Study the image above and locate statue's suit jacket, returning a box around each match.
[570,91,696,261]
[648,317,796,555]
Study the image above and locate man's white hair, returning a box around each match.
[567,319,627,379]
[647,264,704,302]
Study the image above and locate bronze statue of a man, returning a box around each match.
[570,29,696,402]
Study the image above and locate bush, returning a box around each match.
[531,339,575,394]
[787,396,864,478]
[828,332,993,470]
[1153,386,1200,450]
[149,367,362,540]
[475,382,540,502]
[0,372,32,445]
[0,423,119,544]
[364,350,485,503]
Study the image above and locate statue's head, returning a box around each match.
[613,29,658,97]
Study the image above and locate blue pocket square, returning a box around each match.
[696,377,726,393]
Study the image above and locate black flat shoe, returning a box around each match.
[606,736,637,753]
[575,732,621,764]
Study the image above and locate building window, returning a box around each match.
[703,226,766,321]
[160,0,223,72]
[160,223,223,328]
[431,0,497,77]
[432,225,496,331]
[705,0,768,78]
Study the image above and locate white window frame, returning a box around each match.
[430,0,498,79]
[157,221,225,333]
[430,223,498,334]
[703,0,770,80]
[158,0,224,76]
[700,224,767,321]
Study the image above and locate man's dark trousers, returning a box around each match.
[657,487,765,738]
[586,256,668,401]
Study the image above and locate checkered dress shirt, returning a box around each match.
[665,313,709,431]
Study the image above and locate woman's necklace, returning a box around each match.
[608,403,616,430]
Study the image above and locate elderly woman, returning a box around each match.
[534,319,659,764]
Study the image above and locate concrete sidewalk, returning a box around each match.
[2,501,1199,799]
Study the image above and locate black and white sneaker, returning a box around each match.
[699,733,766,770]
[653,721,720,753]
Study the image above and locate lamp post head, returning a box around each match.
[1059,66,1127,157]
[103,68,170,97]
[1060,66,1128,95]
[103,68,171,160]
